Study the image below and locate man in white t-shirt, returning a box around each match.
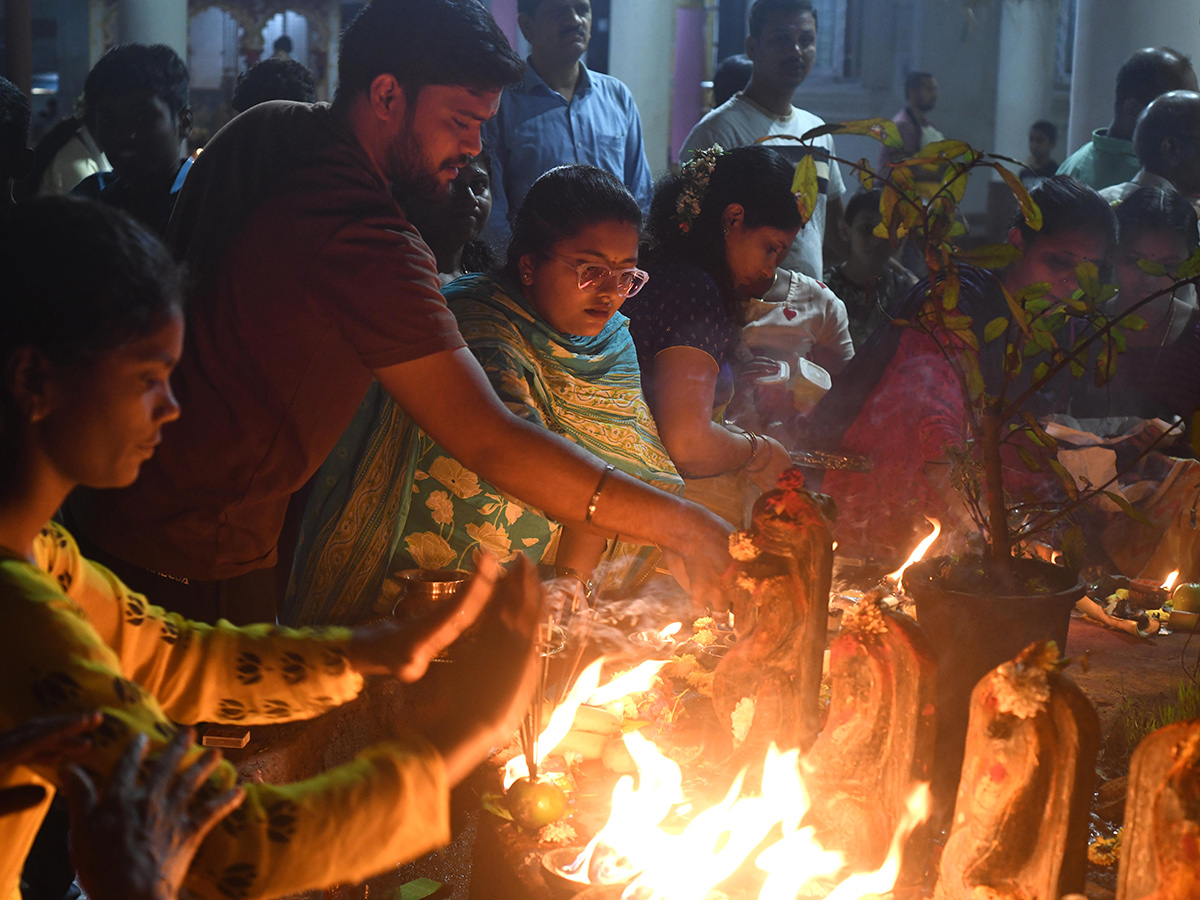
[680,0,846,281]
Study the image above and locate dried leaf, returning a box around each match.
[1016,446,1042,472]
[801,117,903,148]
[1020,411,1057,450]
[991,162,1043,231]
[941,268,961,310]
[855,160,875,190]
[1119,314,1149,331]
[1001,285,1032,336]
[1062,524,1086,571]
[1048,458,1079,500]
[792,153,818,226]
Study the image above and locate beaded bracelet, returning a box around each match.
[585,464,616,525]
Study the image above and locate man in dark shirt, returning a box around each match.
[70,0,732,625]
[72,43,193,237]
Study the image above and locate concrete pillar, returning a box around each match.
[117,0,187,58]
[4,0,33,98]
[608,0,677,177]
[671,3,706,165]
[992,0,1058,169]
[1067,0,1200,154]
[490,0,520,54]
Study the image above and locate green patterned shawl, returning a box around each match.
[284,273,682,626]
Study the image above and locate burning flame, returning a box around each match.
[886,517,942,585]
[503,657,668,788]
[656,622,683,641]
[565,734,930,900]
[1163,570,1180,591]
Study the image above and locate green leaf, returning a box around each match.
[1119,314,1149,331]
[1021,411,1058,450]
[955,242,1024,269]
[1033,361,1050,382]
[1062,523,1086,570]
[1048,458,1079,500]
[961,352,985,401]
[1075,260,1101,298]
[1004,344,1023,375]
[1017,446,1042,472]
[1136,258,1169,276]
[791,153,819,226]
[1103,491,1153,527]
[983,317,1008,343]
[1176,246,1200,279]
[940,161,969,204]
[941,268,960,310]
[855,159,875,190]
[800,117,903,148]
[1031,329,1056,353]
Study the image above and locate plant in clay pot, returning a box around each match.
[769,120,1199,584]
[760,121,1200,814]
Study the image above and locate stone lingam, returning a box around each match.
[713,468,832,769]
[1117,720,1200,900]
[935,641,1100,900]
[804,591,938,872]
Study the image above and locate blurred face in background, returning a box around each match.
[841,206,896,276]
[1028,128,1055,164]
[1113,227,1192,321]
[747,11,817,94]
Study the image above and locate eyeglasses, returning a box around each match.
[545,251,650,298]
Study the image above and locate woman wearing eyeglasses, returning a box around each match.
[625,145,800,525]
[286,166,683,625]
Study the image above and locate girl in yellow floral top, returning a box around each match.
[0,198,541,900]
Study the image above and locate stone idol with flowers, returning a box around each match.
[713,466,832,768]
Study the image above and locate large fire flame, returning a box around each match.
[886,517,942,586]
[565,734,930,900]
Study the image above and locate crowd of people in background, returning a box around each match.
[0,0,1198,896]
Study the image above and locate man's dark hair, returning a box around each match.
[0,76,31,162]
[273,34,293,54]
[84,43,190,116]
[1114,47,1194,110]
[844,188,882,225]
[647,145,802,310]
[1133,90,1200,173]
[905,71,934,96]
[713,55,753,108]
[1010,175,1117,250]
[336,0,524,104]
[1115,186,1200,253]
[0,197,183,373]
[504,164,641,282]
[748,0,816,41]
[1030,119,1057,143]
[232,58,317,112]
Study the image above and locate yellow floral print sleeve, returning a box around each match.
[0,522,449,900]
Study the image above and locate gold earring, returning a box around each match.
[522,273,533,284]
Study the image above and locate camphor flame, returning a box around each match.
[886,517,942,585]
[503,657,668,788]
[1163,570,1180,591]
[567,734,930,900]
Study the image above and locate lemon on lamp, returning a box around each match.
[1171,583,1200,614]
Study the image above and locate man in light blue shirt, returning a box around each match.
[481,0,653,248]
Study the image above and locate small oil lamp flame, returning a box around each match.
[886,517,942,587]
[1163,570,1180,592]
[657,622,683,641]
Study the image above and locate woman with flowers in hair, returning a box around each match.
[626,144,802,524]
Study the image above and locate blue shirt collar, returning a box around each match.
[517,58,593,100]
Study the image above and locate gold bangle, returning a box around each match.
[585,464,615,525]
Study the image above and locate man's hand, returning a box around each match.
[0,711,102,815]
[347,553,502,682]
[62,729,244,900]
[424,556,544,785]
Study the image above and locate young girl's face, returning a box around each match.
[35,309,184,489]
[522,219,643,337]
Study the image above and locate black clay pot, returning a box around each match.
[902,555,1085,816]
